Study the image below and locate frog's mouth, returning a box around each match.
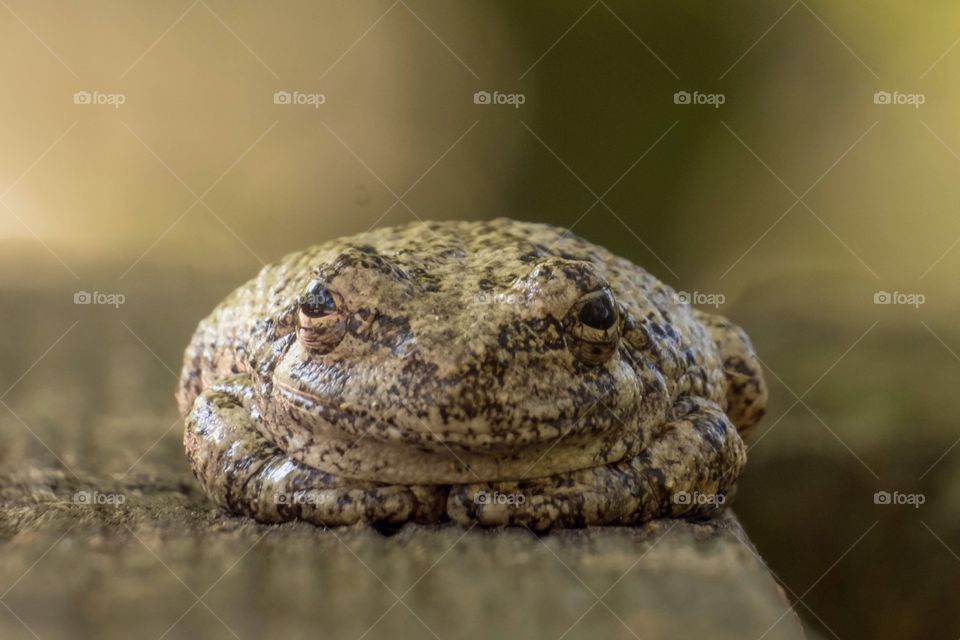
[271,382,651,485]
[275,382,608,450]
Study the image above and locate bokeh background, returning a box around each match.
[2,1,960,638]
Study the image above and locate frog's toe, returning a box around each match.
[252,474,447,527]
[447,482,634,530]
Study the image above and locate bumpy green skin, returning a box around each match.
[178,219,767,529]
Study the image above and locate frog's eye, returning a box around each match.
[577,289,617,330]
[300,281,337,318]
[564,288,620,365]
[297,281,346,353]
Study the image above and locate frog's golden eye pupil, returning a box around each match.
[300,282,337,318]
[578,290,617,330]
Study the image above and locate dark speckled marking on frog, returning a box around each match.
[178,218,767,529]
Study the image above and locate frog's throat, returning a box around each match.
[264,384,661,484]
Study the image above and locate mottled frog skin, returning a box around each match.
[178,218,766,529]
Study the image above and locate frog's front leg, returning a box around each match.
[184,375,446,526]
[447,397,746,529]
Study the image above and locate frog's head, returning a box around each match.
[268,233,667,483]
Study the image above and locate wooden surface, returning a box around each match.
[0,463,805,640]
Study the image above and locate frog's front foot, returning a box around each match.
[446,397,746,530]
[184,376,447,526]
[186,378,744,529]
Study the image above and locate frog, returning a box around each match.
[177,218,767,530]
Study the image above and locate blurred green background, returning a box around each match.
[2,1,960,638]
